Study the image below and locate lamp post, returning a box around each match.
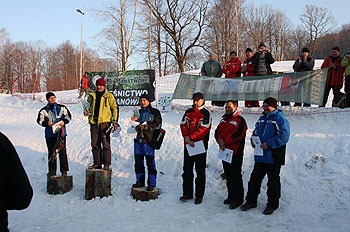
[76,9,84,87]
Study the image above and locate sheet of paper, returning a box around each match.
[186,141,206,156]
[112,126,121,137]
[52,122,62,134]
[218,148,233,163]
[252,136,263,156]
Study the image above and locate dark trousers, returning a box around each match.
[134,154,157,187]
[90,123,111,166]
[294,102,311,107]
[321,84,341,107]
[245,162,281,209]
[222,153,244,203]
[182,148,207,198]
[245,101,259,107]
[46,136,68,173]
[0,205,9,232]
[345,76,350,107]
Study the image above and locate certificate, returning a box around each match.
[52,121,62,134]
[186,141,206,156]
[218,148,233,163]
[251,136,263,156]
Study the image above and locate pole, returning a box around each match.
[77,9,85,88]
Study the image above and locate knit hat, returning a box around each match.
[192,92,204,101]
[263,97,278,108]
[245,48,253,53]
[140,93,150,102]
[208,52,215,57]
[96,78,106,87]
[46,92,56,100]
[230,51,237,56]
[301,47,309,53]
[258,42,266,48]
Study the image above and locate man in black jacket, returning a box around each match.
[251,43,275,76]
[0,132,33,232]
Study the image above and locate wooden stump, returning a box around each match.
[85,168,112,200]
[47,175,73,195]
[131,187,160,201]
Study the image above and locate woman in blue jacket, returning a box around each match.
[241,97,290,215]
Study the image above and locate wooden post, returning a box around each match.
[131,186,160,201]
[85,168,112,200]
[47,175,73,195]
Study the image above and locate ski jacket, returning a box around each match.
[0,132,33,232]
[293,56,315,72]
[321,56,344,86]
[87,90,119,125]
[135,105,162,144]
[215,110,247,155]
[201,60,223,77]
[223,57,242,78]
[251,52,275,75]
[341,56,350,76]
[37,103,72,138]
[252,109,290,165]
[242,58,255,77]
[81,75,88,89]
[180,105,212,149]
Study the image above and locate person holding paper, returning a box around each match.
[131,94,162,191]
[180,92,212,204]
[241,97,290,215]
[37,92,72,176]
[215,100,247,209]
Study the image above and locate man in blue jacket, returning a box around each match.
[241,97,290,215]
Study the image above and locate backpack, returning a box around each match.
[147,128,166,150]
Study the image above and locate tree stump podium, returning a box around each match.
[47,175,73,195]
[85,168,112,200]
[131,187,160,201]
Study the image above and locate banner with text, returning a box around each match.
[87,70,155,106]
[173,69,328,105]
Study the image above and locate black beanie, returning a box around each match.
[230,51,237,56]
[263,97,278,108]
[46,92,56,101]
[140,93,150,102]
[245,48,253,53]
[301,47,309,53]
[258,42,266,48]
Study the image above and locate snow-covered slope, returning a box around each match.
[2,61,350,232]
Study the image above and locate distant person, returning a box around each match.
[84,78,119,170]
[222,51,241,78]
[37,92,72,176]
[293,47,315,107]
[242,48,259,107]
[201,52,222,77]
[241,97,290,215]
[78,73,89,99]
[320,47,344,107]
[131,94,162,191]
[341,52,350,107]
[179,92,212,204]
[215,100,247,209]
[0,131,33,232]
[251,43,275,76]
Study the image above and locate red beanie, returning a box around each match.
[96,78,106,87]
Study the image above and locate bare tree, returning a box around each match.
[300,4,336,55]
[142,0,209,72]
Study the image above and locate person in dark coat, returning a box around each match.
[251,43,275,76]
[320,47,345,107]
[242,48,260,107]
[0,132,33,232]
[179,92,212,204]
[201,53,222,77]
[131,94,162,191]
[241,97,290,215]
[293,47,315,107]
[37,92,72,176]
[215,100,247,209]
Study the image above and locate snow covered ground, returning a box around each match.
[2,61,350,232]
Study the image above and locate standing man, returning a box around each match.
[37,92,72,176]
[222,51,241,78]
[215,100,247,209]
[84,78,119,170]
[0,132,33,232]
[320,47,344,107]
[241,97,290,215]
[180,92,212,204]
[201,52,222,77]
[293,47,315,107]
[242,48,259,107]
[340,52,350,108]
[78,73,89,99]
[251,43,275,76]
[131,94,162,191]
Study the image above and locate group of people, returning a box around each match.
[201,43,350,108]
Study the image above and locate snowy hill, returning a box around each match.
[2,61,350,232]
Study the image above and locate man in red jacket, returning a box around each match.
[242,48,259,107]
[223,51,241,78]
[180,92,212,204]
[78,73,89,99]
[320,47,345,107]
[215,100,247,209]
